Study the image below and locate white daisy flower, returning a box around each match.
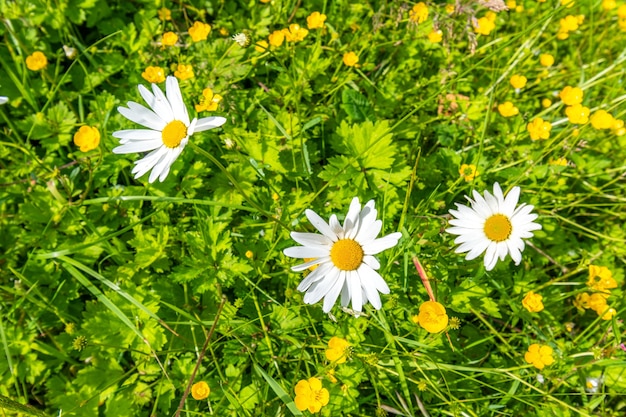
[112,76,226,183]
[446,182,541,271]
[284,197,402,313]
[0,96,8,105]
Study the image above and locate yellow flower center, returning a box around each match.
[161,120,187,148]
[483,214,512,242]
[330,239,363,271]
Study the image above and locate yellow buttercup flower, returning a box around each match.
[446,4,455,14]
[191,381,210,400]
[474,17,496,35]
[560,15,580,32]
[548,157,568,166]
[618,4,626,18]
[325,337,350,364]
[561,0,574,7]
[539,54,554,67]
[527,118,552,140]
[307,11,327,29]
[524,344,555,369]
[26,51,48,71]
[162,31,178,46]
[588,292,610,315]
[573,292,590,311]
[559,86,583,106]
[459,163,479,181]
[542,98,552,108]
[587,265,617,292]
[73,126,100,152]
[409,2,429,24]
[158,7,171,21]
[510,75,527,89]
[195,88,222,112]
[189,21,211,42]
[565,104,590,125]
[522,291,544,313]
[268,30,285,47]
[427,29,443,43]
[142,66,166,83]
[283,24,308,42]
[174,63,194,80]
[600,307,617,320]
[294,378,329,413]
[498,101,519,117]
[343,51,359,67]
[245,250,253,259]
[602,0,616,10]
[612,119,625,136]
[414,301,449,333]
[255,40,268,52]
[590,110,614,129]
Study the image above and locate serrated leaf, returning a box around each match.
[342,89,374,122]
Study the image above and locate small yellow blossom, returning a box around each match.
[448,317,461,330]
[612,119,625,136]
[141,66,166,83]
[565,104,590,125]
[618,4,626,18]
[510,75,527,89]
[459,163,479,181]
[283,24,309,42]
[191,381,210,400]
[549,157,568,166]
[427,29,443,43]
[195,88,222,112]
[590,110,614,129]
[602,0,616,10]
[486,11,497,22]
[525,344,555,370]
[527,118,552,140]
[539,54,555,67]
[414,301,449,333]
[158,7,171,21]
[409,2,429,24]
[601,308,617,320]
[255,40,268,52]
[307,12,327,29]
[573,292,590,311]
[445,4,455,14]
[542,98,552,108]
[498,101,519,117]
[189,21,211,42]
[26,51,47,71]
[294,378,330,413]
[474,17,496,35]
[577,14,585,25]
[522,291,544,313]
[219,27,229,36]
[343,51,359,67]
[561,0,574,6]
[268,30,285,47]
[325,337,351,364]
[73,126,100,152]
[174,63,194,80]
[619,18,626,32]
[559,86,583,106]
[326,369,337,384]
[572,128,580,137]
[245,250,253,259]
[587,265,617,292]
[162,31,178,46]
[588,293,610,315]
[560,15,580,32]
[260,0,270,3]
[506,0,517,9]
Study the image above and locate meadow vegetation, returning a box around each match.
[0,0,625,416]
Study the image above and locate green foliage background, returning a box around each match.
[0,0,625,416]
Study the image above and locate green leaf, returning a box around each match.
[254,364,302,416]
[341,88,374,122]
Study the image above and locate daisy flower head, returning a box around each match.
[112,76,226,183]
[283,198,402,314]
[446,183,541,271]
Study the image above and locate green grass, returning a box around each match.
[1,0,625,416]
